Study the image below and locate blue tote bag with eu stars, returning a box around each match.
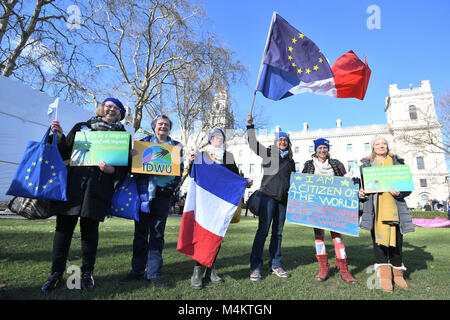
[6,127,67,201]
[109,174,140,221]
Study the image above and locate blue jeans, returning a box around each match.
[130,194,171,279]
[250,194,287,271]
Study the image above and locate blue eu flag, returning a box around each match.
[257,13,335,100]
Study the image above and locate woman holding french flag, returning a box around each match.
[185,128,253,289]
[247,114,296,282]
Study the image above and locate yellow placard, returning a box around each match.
[131,141,181,176]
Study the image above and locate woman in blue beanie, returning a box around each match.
[247,114,295,282]
[302,138,357,284]
[186,128,252,289]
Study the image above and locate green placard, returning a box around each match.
[362,164,415,193]
[70,131,130,166]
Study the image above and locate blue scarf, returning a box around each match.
[146,135,177,201]
[280,150,289,159]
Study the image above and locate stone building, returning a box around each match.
[221,80,448,209]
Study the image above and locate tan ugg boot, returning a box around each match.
[392,267,408,289]
[377,264,393,293]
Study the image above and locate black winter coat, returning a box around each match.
[49,120,128,222]
[247,125,295,204]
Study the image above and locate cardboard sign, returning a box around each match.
[362,165,415,193]
[286,173,360,237]
[70,131,130,166]
[131,140,181,176]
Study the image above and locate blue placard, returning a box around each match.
[286,173,360,237]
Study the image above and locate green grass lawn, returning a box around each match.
[0,216,449,300]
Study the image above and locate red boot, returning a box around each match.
[335,257,357,284]
[315,254,329,281]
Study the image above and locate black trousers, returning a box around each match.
[51,215,100,273]
[371,226,403,267]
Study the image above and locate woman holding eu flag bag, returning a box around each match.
[41,97,128,293]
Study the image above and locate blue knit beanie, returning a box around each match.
[208,128,226,144]
[274,131,290,142]
[313,138,330,151]
[103,97,125,120]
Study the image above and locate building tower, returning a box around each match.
[385,80,448,205]
[210,88,234,130]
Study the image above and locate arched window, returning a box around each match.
[420,194,430,206]
[409,105,418,120]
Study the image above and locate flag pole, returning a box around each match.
[250,11,277,115]
[55,98,58,121]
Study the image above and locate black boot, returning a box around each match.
[204,266,224,284]
[41,272,63,293]
[190,266,203,289]
[81,271,95,290]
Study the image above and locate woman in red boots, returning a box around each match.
[302,138,357,284]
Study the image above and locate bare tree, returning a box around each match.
[168,34,246,151]
[0,0,84,92]
[55,0,205,132]
[435,89,450,158]
[394,89,449,160]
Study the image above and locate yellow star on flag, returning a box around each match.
[297,68,303,74]
[292,62,296,67]
[288,46,293,52]
[299,33,304,39]
[341,179,350,187]
[306,68,311,74]
[292,38,297,44]
[319,57,323,63]
[313,65,319,71]
[288,55,293,60]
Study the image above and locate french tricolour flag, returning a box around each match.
[177,160,248,267]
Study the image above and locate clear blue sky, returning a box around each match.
[202,0,450,132]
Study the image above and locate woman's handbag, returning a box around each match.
[246,159,292,216]
[7,196,53,219]
[6,127,67,201]
[109,174,140,221]
[246,190,264,216]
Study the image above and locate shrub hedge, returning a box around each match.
[410,211,449,219]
